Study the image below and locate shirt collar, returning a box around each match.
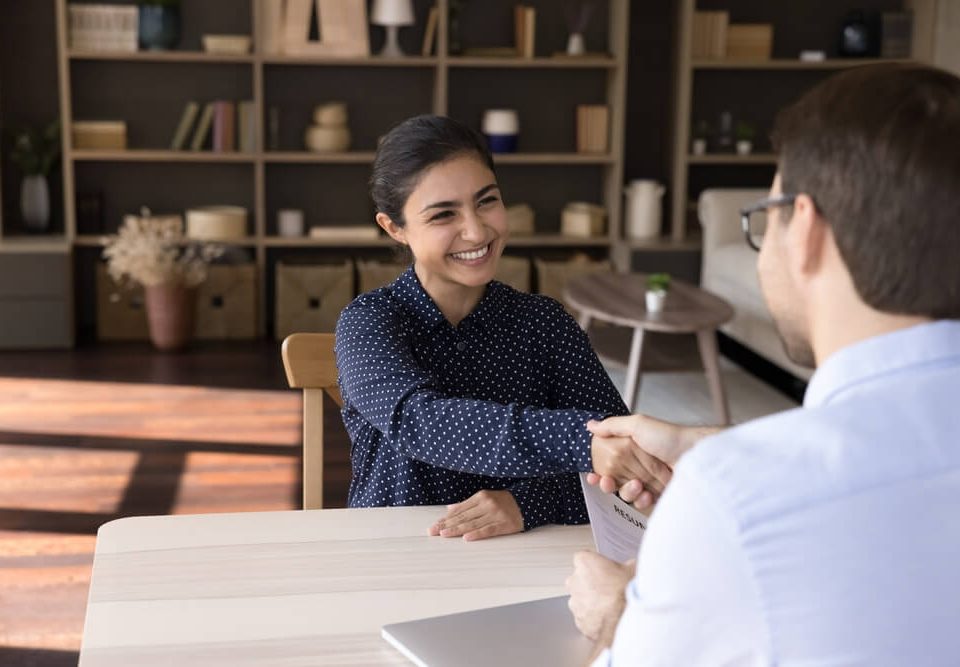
[390,265,510,332]
[804,320,960,408]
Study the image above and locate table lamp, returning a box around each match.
[371,0,415,58]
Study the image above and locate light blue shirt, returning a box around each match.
[597,320,960,666]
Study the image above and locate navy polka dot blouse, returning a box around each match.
[334,266,628,531]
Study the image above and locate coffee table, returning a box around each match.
[564,272,735,424]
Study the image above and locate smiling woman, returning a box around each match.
[335,115,628,541]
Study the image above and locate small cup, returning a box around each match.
[277,209,305,237]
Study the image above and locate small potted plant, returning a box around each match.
[645,272,671,313]
[564,1,597,56]
[102,207,222,350]
[735,121,756,155]
[9,119,61,233]
[691,119,710,155]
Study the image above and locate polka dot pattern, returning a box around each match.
[334,266,628,530]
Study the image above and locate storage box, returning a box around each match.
[725,24,773,60]
[357,259,408,294]
[496,255,530,292]
[96,264,149,341]
[186,206,248,240]
[691,11,729,59]
[72,121,127,150]
[534,255,611,313]
[275,261,354,339]
[194,264,257,339]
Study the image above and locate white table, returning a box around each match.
[79,506,593,666]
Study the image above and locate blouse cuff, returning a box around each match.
[507,478,556,531]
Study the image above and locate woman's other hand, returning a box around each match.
[428,489,524,541]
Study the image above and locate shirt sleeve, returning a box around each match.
[508,473,589,531]
[605,458,770,666]
[543,298,629,417]
[335,297,601,478]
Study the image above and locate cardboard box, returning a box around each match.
[275,261,353,339]
[357,259,408,294]
[72,121,127,150]
[194,264,257,339]
[96,264,149,341]
[534,255,611,314]
[726,24,773,60]
[691,11,729,59]
[496,255,531,293]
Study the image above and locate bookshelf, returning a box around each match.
[667,0,946,243]
[54,0,631,339]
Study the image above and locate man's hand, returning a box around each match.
[587,415,724,510]
[428,489,524,541]
[590,434,672,496]
[565,551,636,642]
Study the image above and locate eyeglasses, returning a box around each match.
[739,194,797,251]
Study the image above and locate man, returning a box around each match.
[567,63,960,665]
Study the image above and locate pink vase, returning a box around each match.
[144,284,195,351]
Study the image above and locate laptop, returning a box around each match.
[381,595,593,667]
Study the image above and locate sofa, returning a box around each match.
[698,188,813,381]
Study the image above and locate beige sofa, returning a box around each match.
[698,189,813,380]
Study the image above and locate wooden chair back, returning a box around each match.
[281,333,343,510]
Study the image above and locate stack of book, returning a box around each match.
[691,11,729,59]
[576,105,609,154]
[68,4,137,53]
[170,100,257,152]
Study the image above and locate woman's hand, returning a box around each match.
[428,489,524,541]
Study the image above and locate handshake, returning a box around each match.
[587,414,721,510]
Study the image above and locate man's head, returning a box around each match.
[758,64,960,367]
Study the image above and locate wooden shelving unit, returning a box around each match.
[55,0,630,339]
[667,0,935,243]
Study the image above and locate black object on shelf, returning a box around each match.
[76,191,104,234]
[839,10,880,58]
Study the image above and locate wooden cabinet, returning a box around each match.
[55,0,631,338]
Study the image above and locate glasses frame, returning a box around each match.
[739,194,798,251]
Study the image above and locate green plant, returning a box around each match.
[693,119,710,140]
[735,121,756,142]
[646,272,671,293]
[9,119,61,176]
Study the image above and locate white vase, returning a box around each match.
[566,33,585,56]
[736,140,753,156]
[20,174,50,232]
[645,290,666,313]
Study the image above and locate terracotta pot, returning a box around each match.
[144,283,195,351]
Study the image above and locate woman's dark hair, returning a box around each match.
[773,63,960,318]
[370,114,495,228]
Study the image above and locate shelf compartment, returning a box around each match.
[262,55,439,67]
[263,151,377,164]
[687,153,778,165]
[263,236,394,248]
[71,150,257,163]
[76,235,259,247]
[493,153,615,165]
[692,57,913,71]
[68,50,255,64]
[448,56,617,69]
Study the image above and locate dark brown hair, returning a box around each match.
[370,115,495,229]
[773,63,960,318]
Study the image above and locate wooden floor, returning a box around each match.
[0,342,351,667]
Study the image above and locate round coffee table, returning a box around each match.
[564,272,735,424]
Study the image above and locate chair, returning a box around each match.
[281,333,343,509]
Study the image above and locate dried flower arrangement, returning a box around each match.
[102,207,222,288]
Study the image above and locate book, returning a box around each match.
[421,5,438,56]
[190,102,215,151]
[523,6,536,58]
[576,105,609,154]
[213,101,236,152]
[237,100,257,153]
[259,0,284,55]
[170,101,200,150]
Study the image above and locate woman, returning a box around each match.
[335,115,627,540]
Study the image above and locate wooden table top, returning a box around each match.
[564,272,735,333]
[79,507,593,666]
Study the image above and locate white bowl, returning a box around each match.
[186,206,247,240]
[202,34,251,55]
[305,125,351,152]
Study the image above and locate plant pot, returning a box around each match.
[691,138,707,155]
[736,140,753,155]
[138,4,181,51]
[144,283,195,351]
[645,289,667,313]
[20,174,50,232]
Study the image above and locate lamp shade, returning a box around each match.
[371,0,415,27]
